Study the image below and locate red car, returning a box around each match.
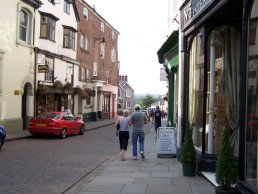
[28,112,85,139]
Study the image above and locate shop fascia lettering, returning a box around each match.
[182,0,214,29]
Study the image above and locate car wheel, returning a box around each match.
[79,125,85,135]
[60,128,66,139]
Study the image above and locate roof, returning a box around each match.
[22,0,42,8]
[157,30,179,64]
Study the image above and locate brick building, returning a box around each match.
[75,0,120,121]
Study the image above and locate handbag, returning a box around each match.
[116,123,120,136]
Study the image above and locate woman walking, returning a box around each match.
[115,109,130,161]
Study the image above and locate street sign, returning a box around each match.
[157,127,177,158]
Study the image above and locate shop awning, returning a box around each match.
[169,54,179,69]
[157,30,179,64]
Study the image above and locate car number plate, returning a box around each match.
[36,123,46,126]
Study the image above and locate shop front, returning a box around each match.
[180,0,258,192]
[179,0,248,188]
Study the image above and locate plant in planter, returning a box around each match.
[215,128,237,194]
[181,122,196,176]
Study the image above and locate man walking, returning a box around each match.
[129,104,148,160]
[152,105,162,137]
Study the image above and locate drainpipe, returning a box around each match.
[207,33,215,154]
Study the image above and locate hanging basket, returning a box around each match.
[37,84,50,93]
[64,82,74,94]
[73,86,82,95]
[53,80,64,90]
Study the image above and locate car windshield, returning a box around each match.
[38,113,60,119]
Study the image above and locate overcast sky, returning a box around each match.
[85,0,171,95]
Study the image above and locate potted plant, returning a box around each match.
[215,128,237,194]
[181,122,196,176]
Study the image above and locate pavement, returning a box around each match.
[5,118,215,194]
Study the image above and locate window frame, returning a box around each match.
[44,56,54,82]
[80,34,88,50]
[40,14,57,42]
[19,9,30,43]
[64,0,71,15]
[63,26,76,49]
[126,89,131,97]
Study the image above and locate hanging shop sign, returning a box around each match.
[38,65,49,73]
[181,0,214,30]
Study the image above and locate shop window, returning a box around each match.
[246,0,258,188]
[206,26,240,156]
[188,33,204,151]
[103,94,110,112]
[40,14,56,41]
[249,20,257,45]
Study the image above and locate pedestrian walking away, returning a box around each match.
[152,105,162,138]
[115,109,130,161]
[129,104,148,160]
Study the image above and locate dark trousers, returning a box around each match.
[119,131,129,150]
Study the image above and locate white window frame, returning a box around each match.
[100,42,105,58]
[80,34,88,50]
[100,22,105,32]
[126,101,131,109]
[17,4,35,46]
[126,89,131,97]
[111,31,115,39]
[111,48,116,62]
[81,67,86,81]
[83,7,88,20]
[45,56,54,82]
[93,62,98,76]
[64,0,70,15]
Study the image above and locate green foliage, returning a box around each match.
[215,128,237,191]
[181,122,196,164]
[138,94,157,109]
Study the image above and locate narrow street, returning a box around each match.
[0,125,119,194]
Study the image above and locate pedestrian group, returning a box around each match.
[115,104,149,161]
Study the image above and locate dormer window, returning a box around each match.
[83,7,88,20]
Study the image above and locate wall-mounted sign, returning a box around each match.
[14,90,20,95]
[181,0,215,30]
[38,65,49,73]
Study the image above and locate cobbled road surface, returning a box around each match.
[0,125,119,194]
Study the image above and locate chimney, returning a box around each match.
[122,75,124,80]
[125,75,128,81]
